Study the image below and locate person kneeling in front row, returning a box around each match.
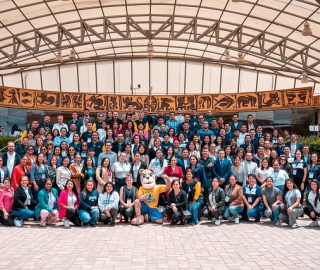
[79,179,100,227]
[12,176,37,227]
[58,179,81,228]
[241,174,264,222]
[203,178,225,226]
[98,182,119,226]
[279,179,303,229]
[262,177,281,226]
[223,175,244,224]
[304,179,320,227]
[165,179,188,226]
[34,178,59,227]
[119,177,137,223]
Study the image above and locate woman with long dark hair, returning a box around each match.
[30,153,48,202]
[119,177,137,224]
[99,182,119,226]
[79,179,99,227]
[58,179,81,228]
[69,133,81,154]
[11,155,30,190]
[81,157,97,188]
[304,179,320,227]
[307,153,320,191]
[96,157,112,193]
[0,178,15,226]
[279,179,303,229]
[56,157,71,192]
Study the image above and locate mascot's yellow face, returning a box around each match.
[139,168,156,189]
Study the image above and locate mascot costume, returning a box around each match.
[131,168,171,225]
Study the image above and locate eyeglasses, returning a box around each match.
[82,145,87,147]
[69,149,75,151]
[41,148,47,151]
[280,158,286,161]
[47,143,53,145]
[28,148,34,150]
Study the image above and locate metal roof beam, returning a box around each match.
[174,18,197,40]
[152,16,174,38]
[81,21,105,43]
[195,21,219,43]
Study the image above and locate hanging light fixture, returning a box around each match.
[224,49,232,60]
[237,52,244,64]
[302,21,312,36]
[69,48,76,59]
[56,50,63,62]
[147,40,154,58]
[301,72,309,83]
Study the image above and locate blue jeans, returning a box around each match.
[187,199,203,225]
[78,209,100,225]
[12,209,35,221]
[223,205,244,219]
[31,180,44,202]
[264,204,280,221]
[242,205,262,220]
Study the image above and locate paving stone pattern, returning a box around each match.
[0,217,319,270]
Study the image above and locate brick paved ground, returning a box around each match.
[0,216,319,270]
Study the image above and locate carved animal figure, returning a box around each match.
[72,95,82,108]
[214,96,235,109]
[109,97,118,110]
[176,96,195,110]
[21,92,33,98]
[61,95,71,108]
[286,92,308,106]
[9,90,19,104]
[38,93,55,105]
[262,93,280,107]
[87,96,104,110]
[123,97,143,110]
[237,95,257,108]
[198,96,211,109]
[160,98,173,111]
[21,99,33,105]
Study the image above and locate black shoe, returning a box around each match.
[111,222,115,227]
[170,220,176,226]
[124,217,129,223]
[90,223,96,227]
[180,220,185,225]
[83,222,89,226]
[254,218,260,222]
[103,219,109,225]
[240,218,249,221]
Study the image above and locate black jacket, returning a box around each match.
[2,152,21,168]
[167,189,187,210]
[112,142,127,154]
[129,161,147,188]
[206,187,226,210]
[12,186,38,210]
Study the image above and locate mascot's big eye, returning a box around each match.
[142,175,146,178]
[150,174,153,177]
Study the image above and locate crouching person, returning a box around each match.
[203,178,225,226]
[119,177,137,223]
[165,179,188,226]
[131,169,171,225]
[98,182,119,226]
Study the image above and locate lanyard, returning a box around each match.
[126,188,132,198]
[274,172,279,181]
[106,194,111,204]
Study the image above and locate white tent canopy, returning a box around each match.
[0,0,319,92]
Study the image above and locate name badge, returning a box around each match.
[288,157,294,163]
[42,174,46,180]
[309,172,314,179]
[87,138,91,143]
[248,197,253,203]
[225,196,230,202]
[293,169,297,176]
[297,164,303,169]
[127,198,132,205]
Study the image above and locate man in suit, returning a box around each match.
[224,123,234,140]
[229,114,242,132]
[285,133,303,156]
[177,149,190,175]
[79,108,95,128]
[143,107,153,130]
[39,115,53,134]
[2,141,20,177]
[243,152,258,180]
[255,125,265,139]
[199,146,215,190]
[88,148,98,168]
[68,111,81,133]
[213,149,231,189]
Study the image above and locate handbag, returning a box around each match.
[182,210,192,220]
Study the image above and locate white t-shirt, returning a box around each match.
[68,193,77,206]
[308,192,320,213]
[48,192,56,208]
[111,162,131,179]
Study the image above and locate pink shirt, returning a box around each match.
[0,188,14,212]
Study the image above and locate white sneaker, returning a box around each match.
[215,219,221,226]
[228,216,234,222]
[309,221,319,227]
[40,222,46,227]
[14,218,23,227]
[211,218,216,224]
[275,220,280,226]
[117,213,120,219]
[235,217,239,224]
[291,223,298,229]
[63,219,70,228]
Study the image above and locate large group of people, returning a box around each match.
[0,105,319,229]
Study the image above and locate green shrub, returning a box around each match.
[298,137,320,154]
